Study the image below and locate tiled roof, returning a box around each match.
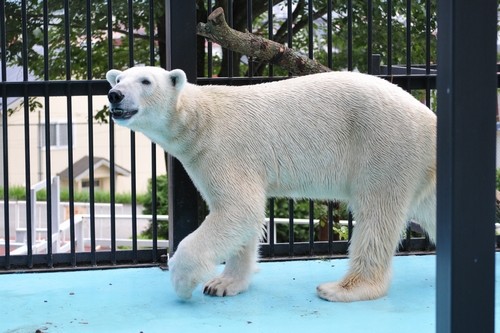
[57,156,130,180]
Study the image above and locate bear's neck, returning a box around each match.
[150,84,211,165]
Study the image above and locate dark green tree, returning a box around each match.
[141,175,169,239]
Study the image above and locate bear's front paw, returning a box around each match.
[316,276,388,302]
[169,248,215,300]
[203,275,250,297]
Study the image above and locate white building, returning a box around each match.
[0,86,166,194]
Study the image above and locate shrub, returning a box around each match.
[0,186,141,204]
[267,199,350,242]
[141,175,169,239]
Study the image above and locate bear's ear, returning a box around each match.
[106,69,122,87]
[167,69,187,91]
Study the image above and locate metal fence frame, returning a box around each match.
[1,1,440,271]
[0,0,164,269]
[0,0,497,331]
[436,1,497,332]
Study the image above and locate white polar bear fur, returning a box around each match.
[106,66,436,302]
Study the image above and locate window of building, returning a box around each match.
[40,122,74,148]
[81,179,101,189]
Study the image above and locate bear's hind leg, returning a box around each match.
[409,190,436,242]
[317,196,408,302]
[203,234,260,297]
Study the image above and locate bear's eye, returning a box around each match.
[116,78,120,84]
[141,79,151,85]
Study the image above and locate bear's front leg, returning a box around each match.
[168,229,218,299]
[169,198,265,300]
[203,234,260,297]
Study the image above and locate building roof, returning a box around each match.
[0,62,37,109]
[58,156,130,181]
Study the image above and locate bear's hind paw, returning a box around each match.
[316,279,388,302]
[203,276,250,297]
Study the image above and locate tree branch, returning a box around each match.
[197,7,331,76]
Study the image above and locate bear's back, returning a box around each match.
[188,72,436,200]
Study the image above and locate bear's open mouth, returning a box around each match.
[110,108,138,120]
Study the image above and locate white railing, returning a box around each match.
[9,176,60,255]
[78,214,170,250]
[3,200,356,255]
[8,213,170,255]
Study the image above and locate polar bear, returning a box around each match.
[106,66,436,302]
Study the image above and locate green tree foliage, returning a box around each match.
[197,0,437,76]
[3,0,437,81]
[141,175,169,239]
[268,199,350,242]
[3,0,161,80]
[496,169,500,191]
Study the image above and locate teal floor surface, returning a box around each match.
[0,254,496,333]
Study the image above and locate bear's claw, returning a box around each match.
[203,285,227,297]
[203,276,249,297]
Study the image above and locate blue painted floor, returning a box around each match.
[0,254,497,333]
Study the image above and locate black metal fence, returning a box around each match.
[0,0,441,271]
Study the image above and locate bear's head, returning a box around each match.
[105,66,186,131]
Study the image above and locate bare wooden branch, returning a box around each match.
[197,7,332,76]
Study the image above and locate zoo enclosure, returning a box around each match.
[0,0,476,270]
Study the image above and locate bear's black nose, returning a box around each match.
[108,90,124,104]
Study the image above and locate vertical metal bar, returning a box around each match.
[267,0,274,76]
[127,131,137,261]
[51,176,60,252]
[308,200,314,255]
[21,0,33,268]
[150,145,158,258]
[246,0,253,76]
[149,0,155,66]
[128,0,134,67]
[405,0,411,75]
[386,0,392,75]
[424,0,431,108]
[0,0,11,269]
[269,198,275,257]
[130,133,138,262]
[327,201,333,254]
[86,0,96,266]
[107,0,116,264]
[165,0,200,255]
[227,0,233,77]
[436,0,497,332]
[423,0,432,251]
[403,225,411,252]
[107,0,114,73]
[287,0,292,49]
[64,0,76,267]
[148,0,158,262]
[42,0,53,267]
[347,211,353,241]
[347,0,353,70]
[404,0,412,95]
[30,188,37,256]
[288,199,294,256]
[207,0,213,78]
[128,0,138,263]
[307,0,313,60]
[327,0,332,69]
[367,0,373,74]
